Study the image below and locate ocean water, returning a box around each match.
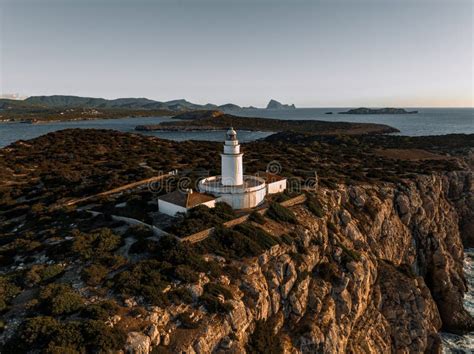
[0,116,272,148]
[0,108,473,351]
[441,249,474,353]
[0,108,472,148]
[234,107,474,136]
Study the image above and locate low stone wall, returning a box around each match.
[180,194,307,244]
[280,194,307,207]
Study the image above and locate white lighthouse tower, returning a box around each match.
[221,127,243,186]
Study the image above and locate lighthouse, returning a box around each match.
[197,127,286,210]
[221,127,243,186]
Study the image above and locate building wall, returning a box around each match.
[221,153,243,186]
[217,186,266,209]
[201,199,217,209]
[158,200,187,217]
[267,179,287,194]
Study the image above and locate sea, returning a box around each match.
[441,249,474,353]
[0,107,472,148]
[0,107,473,350]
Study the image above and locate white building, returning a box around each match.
[257,172,288,195]
[198,128,284,209]
[157,128,287,215]
[158,189,216,217]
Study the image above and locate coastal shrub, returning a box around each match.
[4,316,125,353]
[176,311,200,329]
[305,193,325,218]
[123,224,154,240]
[38,284,84,316]
[169,287,194,304]
[25,264,65,285]
[198,226,263,258]
[129,238,160,254]
[96,254,127,270]
[234,223,278,249]
[71,228,122,260]
[82,264,109,286]
[280,233,296,245]
[155,235,222,277]
[249,210,266,225]
[80,300,120,320]
[174,264,199,283]
[216,202,237,218]
[203,283,233,300]
[199,293,233,314]
[112,260,170,306]
[167,202,236,237]
[266,202,297,224]
[0,275,21,312]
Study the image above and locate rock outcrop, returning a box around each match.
[266,99,296,110]
[124,171,472,353]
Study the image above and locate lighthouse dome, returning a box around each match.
[226,127,237,140]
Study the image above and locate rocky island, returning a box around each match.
[340,107,419,114]
[266,99,296,110]
[136,110,399,135]
[0,126,472,353]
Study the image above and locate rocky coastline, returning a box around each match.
[0,129,472,353]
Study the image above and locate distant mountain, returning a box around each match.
[21,95,220,111]
[218,103,242,111]
[4,95,298,112]
[266,99,296,110]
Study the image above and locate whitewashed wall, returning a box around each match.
[158,200,187,217]
[267,179,287,194]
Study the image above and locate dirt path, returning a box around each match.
[59,173,172,208]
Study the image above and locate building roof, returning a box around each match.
[158,190,216,208]
[257,172,287,183]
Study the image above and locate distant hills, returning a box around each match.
[0,95,296,112]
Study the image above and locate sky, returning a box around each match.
[0,0,472,107]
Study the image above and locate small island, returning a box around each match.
[339,107,418,115]
[135,110,400,135]
[266,99,296,110]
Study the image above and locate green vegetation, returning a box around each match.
[305,192,325,218]
[248,210,266,224]
[82,264,109,286]
[197,223,279,259]
[112,235,221,306]
[266,202,298,224]
[26,264,65,285]
[80,300,120,320]
[0,275,21,312]
[0,124,472,353]
[71,228,122,260]
[200,283,234,314]
[3,316,125,353]
[167,202,236,237]
[38,284,84,316]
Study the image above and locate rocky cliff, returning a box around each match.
[121,171,472,353]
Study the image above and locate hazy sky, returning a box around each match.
[0,0,472,107]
